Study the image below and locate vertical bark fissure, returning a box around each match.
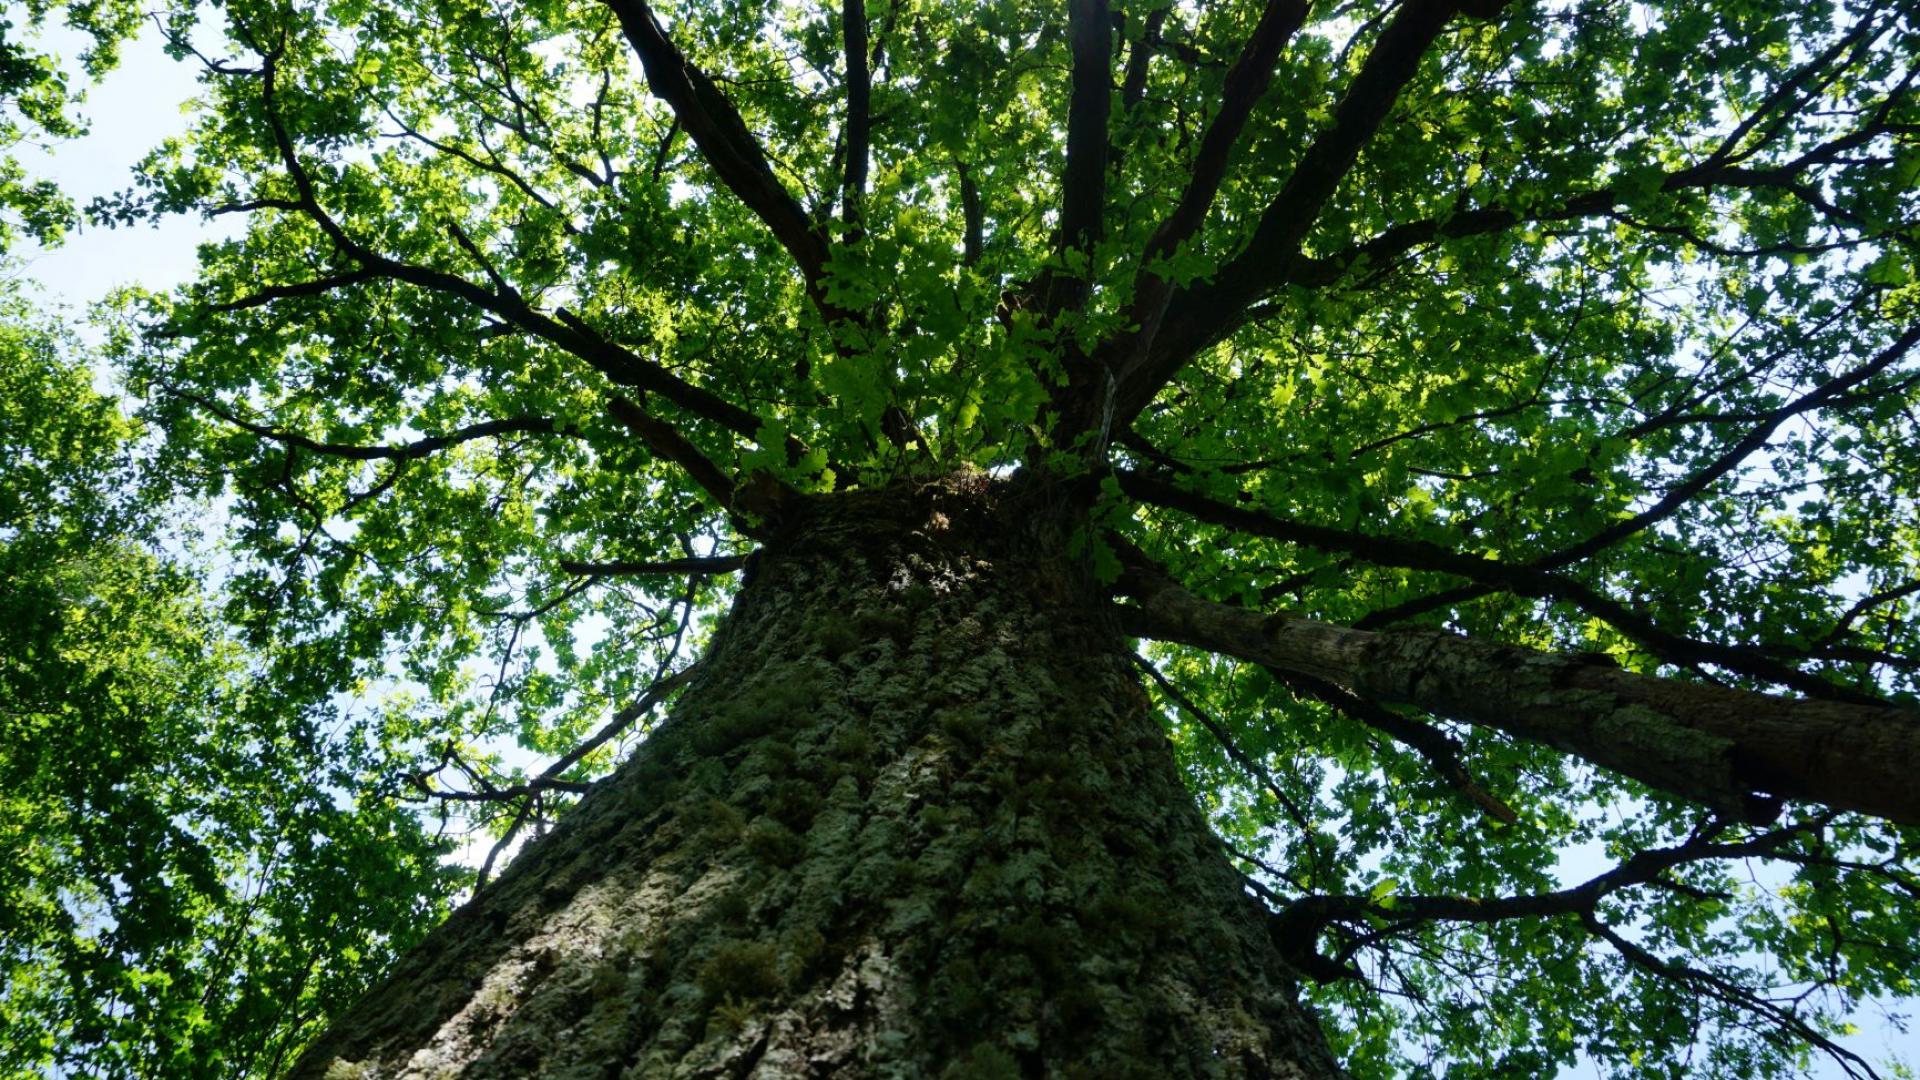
[293,478,1344,1079]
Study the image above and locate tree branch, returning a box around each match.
[1118,7,1166,113]
[1527,323,1920,575]
[560,554,747,577]
[840,0,871,235]
[602,0,846,323]
[1357,323,1920,634]
[245,46,770,449]
[1116,467,1867,701]
[1276,816,1810,940]
[1047,0,1113,321]
[1579,908,1880,1080]
[411,663,697,890]
[1104,0,1308,384]
[1114,562,1920,826]
[532,663,698,790]
[380,105,579,234]
[185,391,571,462]
[1129,79,1908,419]
[1130,653,1330,887]
[1109,0,1494,425]
[1277,670,1517,824]
[606,394,737,511]
[211,268,379,311]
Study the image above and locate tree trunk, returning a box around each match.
[291,477,1345,1079]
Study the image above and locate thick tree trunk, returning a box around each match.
[293,477,1344,1079]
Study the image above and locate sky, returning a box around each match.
[9,10,1917,1079]
[12,19,224,311]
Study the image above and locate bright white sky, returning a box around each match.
[10,11,1916,1079]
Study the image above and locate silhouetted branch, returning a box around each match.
[603,0,853,325]
[1277,671,1517,824]
[1130,653,1329,887]
[840,0,871,234]
[1116,467,1868,702]
[561,555,748,577]
[185,391,572,462]
[210,269,378,311]
[1047,0,1113,321]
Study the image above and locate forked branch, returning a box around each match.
[1114,8,1907,430]
[1110,0,1309,366]
[1107,0,1497,427]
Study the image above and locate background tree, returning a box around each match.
[0,274,462,1076]
[30,0,1920,1073]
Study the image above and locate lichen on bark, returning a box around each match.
[293,477,1345,1079]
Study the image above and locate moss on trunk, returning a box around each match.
[293,476,1344,1079]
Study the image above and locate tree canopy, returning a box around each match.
[5,0,1920,1074]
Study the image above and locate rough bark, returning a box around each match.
[1119,567,1920,827]
[292,476,1345,1079]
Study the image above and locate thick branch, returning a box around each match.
[602,0,842,317]
[1113,0,1308,366]
[1109,0,1488,424]
[606,394,736,510]
[1118,7,1166,112]
[840,0,871,233]
[560,554,747,577]
[1048,0,1112,319]
[958,161,983,267]
[1116,565,1920,826]
[1133,92,1904,419]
